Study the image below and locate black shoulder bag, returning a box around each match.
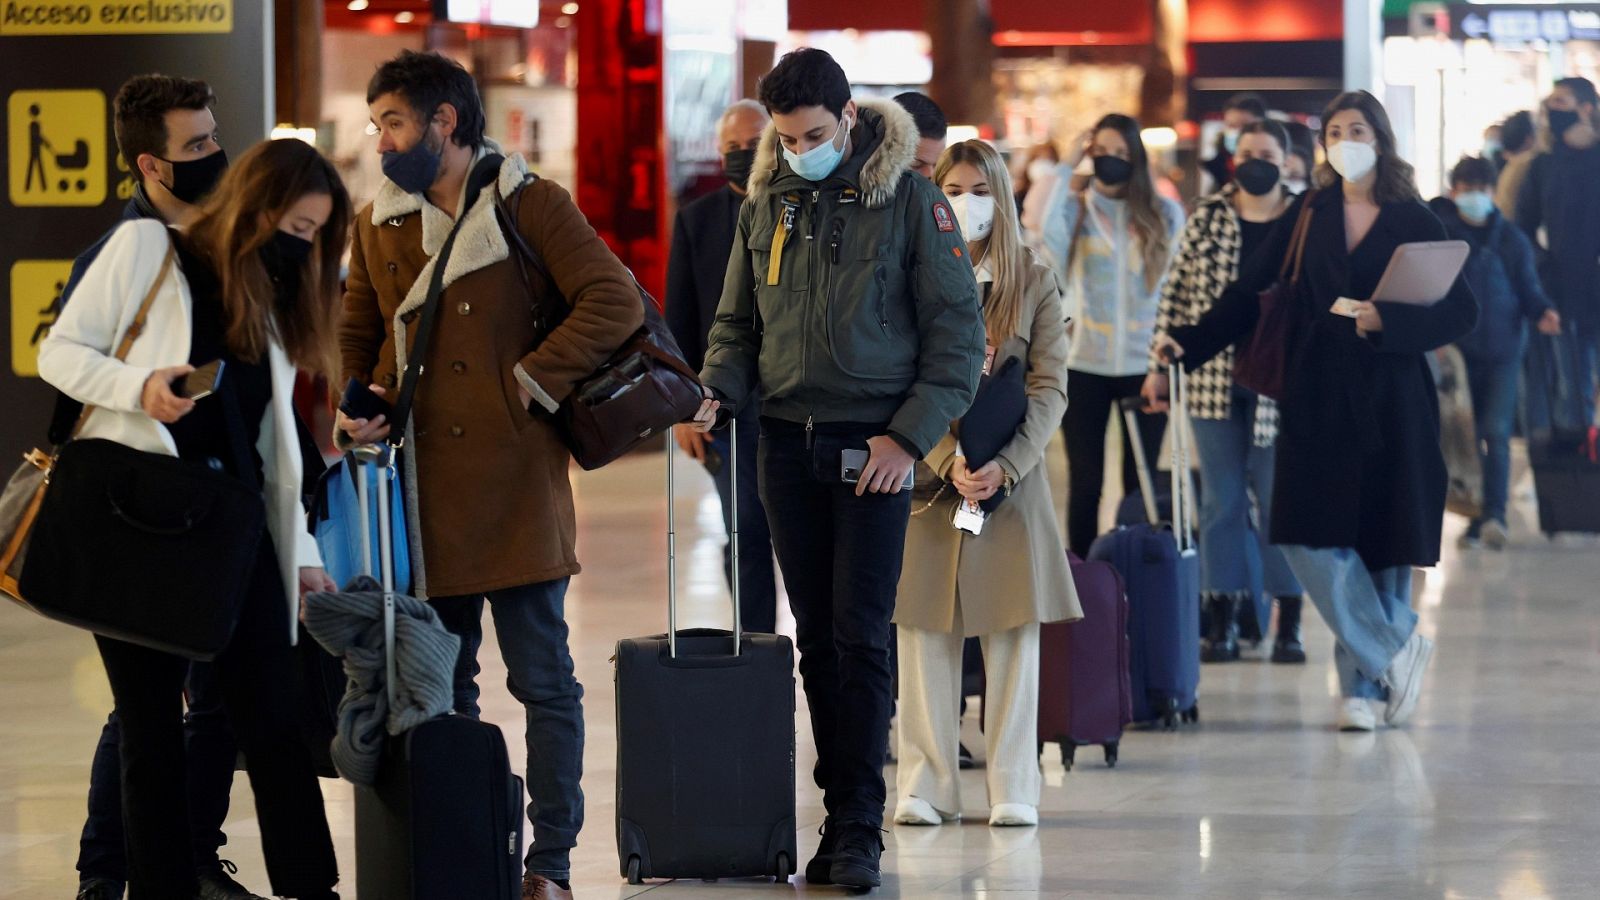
[18,237,269,660]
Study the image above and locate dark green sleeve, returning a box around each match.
[700,203,760,409]
[888,178,986,456]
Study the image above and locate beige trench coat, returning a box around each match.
[895,258,1082,636]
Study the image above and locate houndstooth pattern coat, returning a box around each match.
[1150,184,1280,446]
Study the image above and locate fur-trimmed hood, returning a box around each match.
[747,96,919,209]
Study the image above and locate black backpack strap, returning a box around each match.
[387,154,504,448]
[494,173,573,335]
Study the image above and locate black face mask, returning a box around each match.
[156,148,228,205]
[1549,108,1581,140]
[724,148,756,191]
[1093,155,1134,187]
[259,231,313,302]
[1234,158,1281,196]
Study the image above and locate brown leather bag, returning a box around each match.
[1232,191,1316,401]
[495,179,704,471]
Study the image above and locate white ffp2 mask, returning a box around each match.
[947,193,996,240]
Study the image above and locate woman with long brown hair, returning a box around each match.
[1155,91,1478,733]
[894,140,1079,829]
[39,139,350,899]
[1042,113,1185,555]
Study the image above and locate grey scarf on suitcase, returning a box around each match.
[303,578,460,785]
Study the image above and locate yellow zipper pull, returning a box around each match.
[767,200,797,286]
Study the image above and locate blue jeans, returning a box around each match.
[1279,546,1415,700]
[758,419,909,828]
[432,578,584,882]
[1189,388,1302,603]
[78,662,235,884]
[1462,354,1521,529]
[708,405,779,634]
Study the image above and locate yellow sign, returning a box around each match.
[8,89,106,207]
[10,261,73,378]
[0,1,232,35]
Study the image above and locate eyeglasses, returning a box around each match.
[364,122,381,137]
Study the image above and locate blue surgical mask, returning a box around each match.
[784,114,850,182]
[1222,129,1240,154]
[1455,191,1495,223]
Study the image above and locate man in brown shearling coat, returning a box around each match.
[335,51,641,900]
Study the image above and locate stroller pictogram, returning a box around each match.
[26,104,92,194]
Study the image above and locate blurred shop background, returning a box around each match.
[5,0,1598,466]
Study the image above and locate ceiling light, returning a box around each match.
[555,15,571,28]
[395,11,415,24]
[346,0,368,10]
[561,2,579,14]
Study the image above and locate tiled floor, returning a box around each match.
[2,436,1598,898]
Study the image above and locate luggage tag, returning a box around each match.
[767,196,800,286]
[952,498,986,535]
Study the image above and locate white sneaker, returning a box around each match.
[893,795,954,826]
[1455,532,1480,550]
[1481,519,1509,551]
[988,803,1038,827]
[1382,633,1435,726]
[1337,697,1376,732]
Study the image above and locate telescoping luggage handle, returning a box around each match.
[666,414,740,659]
[351,445,400,712]
[1118,364,1196,552]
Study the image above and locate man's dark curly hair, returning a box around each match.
[367,50,486,148]
[758,48,851,118]
[113,74,215,171]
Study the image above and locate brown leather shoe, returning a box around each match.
[522,874,573,900]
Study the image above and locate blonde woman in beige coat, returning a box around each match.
[894,140,1081,828]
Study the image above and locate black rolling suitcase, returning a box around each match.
[614,427,797,885]
[349,448,526,899]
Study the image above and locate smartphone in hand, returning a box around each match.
[840,448,915,490]
[175,359,225,400]
[339,377,393,422]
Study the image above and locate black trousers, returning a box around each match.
[94,538,338,900]
[1063,370,1167,556]
[758,419,910,828]
[77,662,236,884]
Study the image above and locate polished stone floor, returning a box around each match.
[2,436,1598,899]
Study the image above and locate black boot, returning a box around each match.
[1271,595,1306,664]
[1201,593,1240,662]
[1236,594,1263,646]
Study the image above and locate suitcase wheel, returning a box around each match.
[775,851,792,882]
[1103,741,1119,768]
[1060,741,1076,771]
[626,856,643,885]
[1181,703,1200,725]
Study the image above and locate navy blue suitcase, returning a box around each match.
[1089,374,1201,728]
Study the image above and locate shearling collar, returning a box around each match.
[746,96,919,210]
[387,147,532,373]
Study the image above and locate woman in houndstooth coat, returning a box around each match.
[1143,120,1308,666]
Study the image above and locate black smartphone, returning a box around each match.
[176,359,225,400]
[840,448,915,490]
[339,376,393,422]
